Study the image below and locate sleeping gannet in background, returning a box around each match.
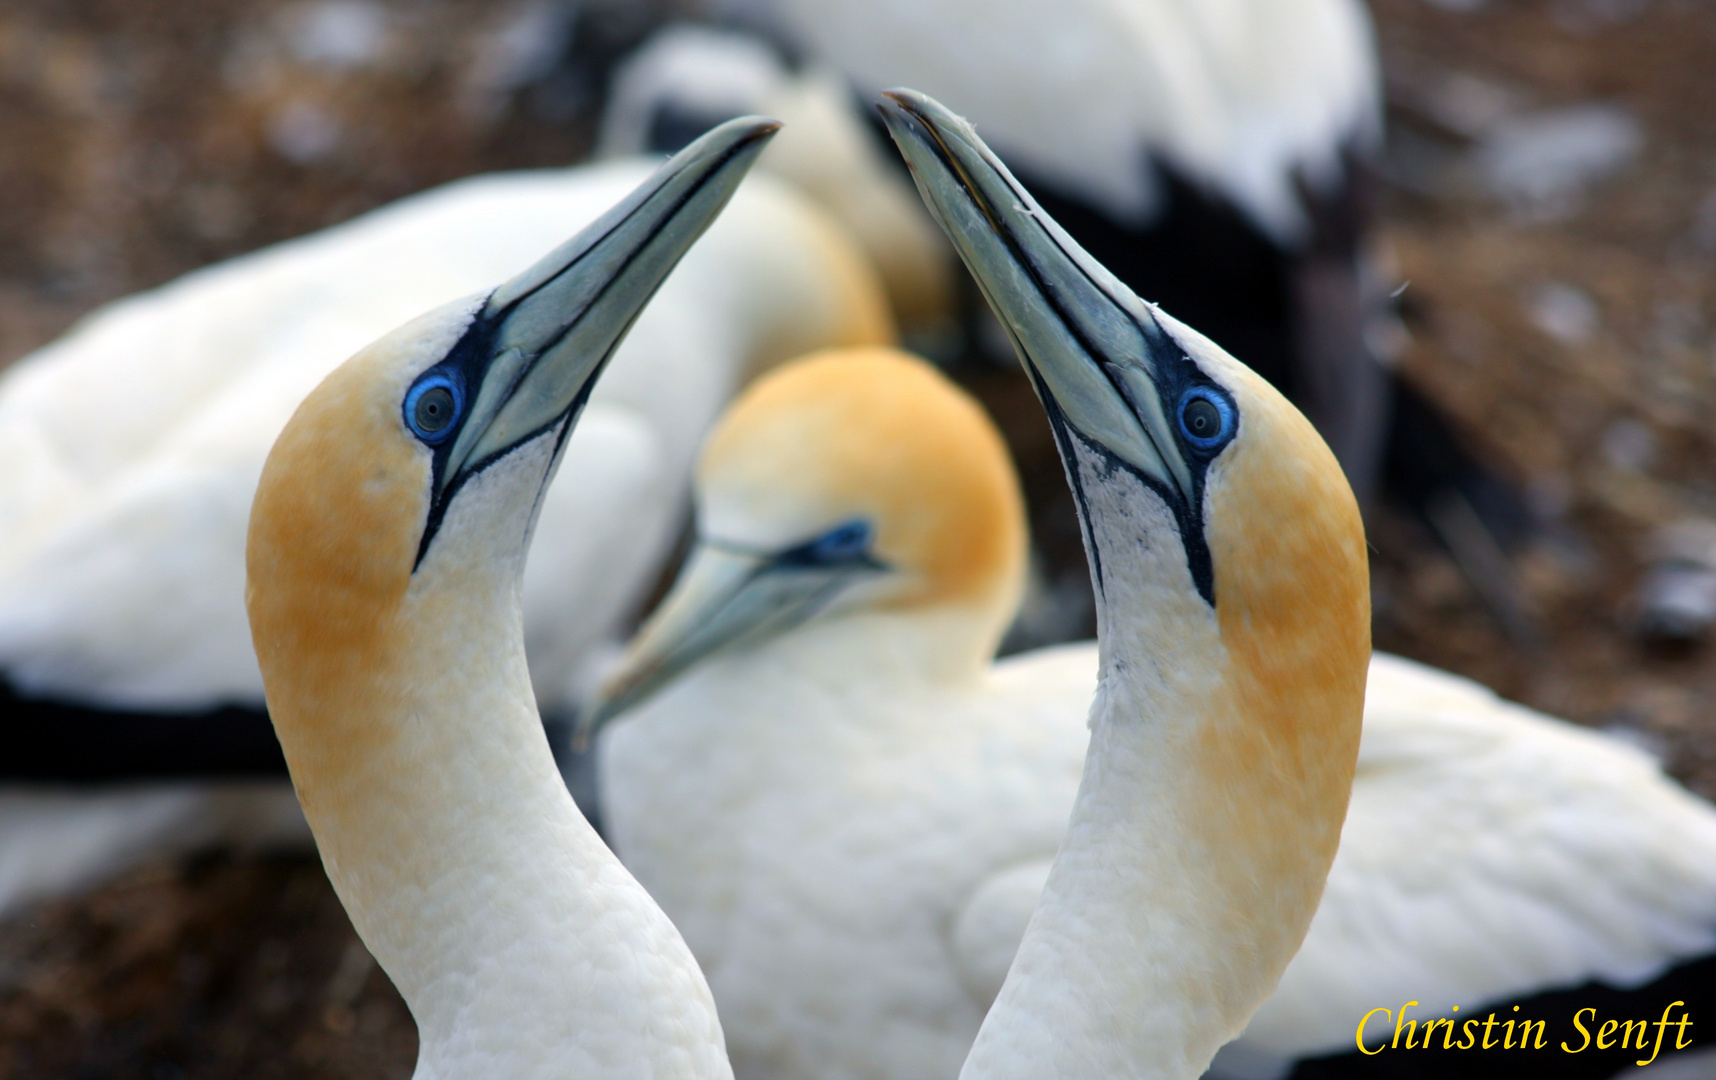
[245,117,781,1080]
[585,97,1716,1080]
[597,8,1537,623]
[0,135,889,920]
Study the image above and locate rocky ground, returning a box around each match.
[1,0,1713,1076]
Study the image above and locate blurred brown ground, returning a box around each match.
[0,0,1713,1076]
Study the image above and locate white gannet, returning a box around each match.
[591,346,1092,1079]
[891,87,1369,1080]
[586,93,1716,1080]
[244,118,782,1080]
[0,136,890,920]
[598,8,1537,619]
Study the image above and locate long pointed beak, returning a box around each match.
[873,91,1194,506]
[418,116,780,560]
[577,537,881,745]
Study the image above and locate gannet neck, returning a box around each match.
[962,366,1369,1080]
[880,88,1368,1078]
[754,605,1021,703]
[247,116,787,1075]
[248,331,730,1080]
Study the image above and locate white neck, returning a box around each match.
[960,457,1338,1080]
[286,451,733,1080]
[619,601,1003,777]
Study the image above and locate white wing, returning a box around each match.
[907,648,1716,1075]
[750,0,1380,242]
[947,643,1096,1009]
[1228,652,1716,1065]
[0,162,762,713]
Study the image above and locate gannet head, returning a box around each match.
[877,88,1368,669]
[878,91,1368,1035]
[245,117,780,819]
[585,346,1025,732]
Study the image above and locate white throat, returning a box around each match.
[961,451,1276,1080]
[308,439,733,1080]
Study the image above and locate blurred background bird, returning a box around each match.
[0,150,889,918]
[593,0,1540,640]
[1,0,1714,1076]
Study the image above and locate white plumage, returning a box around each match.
[915,648,1716,1078]
[596,286,1716,1080]
[0,783,308,911]
[1234,652,1716,1073]
[606,622,1094,1078]
[245,121,782,1079]
[731,0,1380,242]
[0,153,888,920]
[599,377,1716,1079]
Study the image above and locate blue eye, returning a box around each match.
[1176,387,1234,451]
[811,520,873,562]
[405,372,463,444]
[778,519,875,568]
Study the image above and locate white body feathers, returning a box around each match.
[0,161,871,713]
[0,159,884,921]
[603,640,1716,1079]
[603,612,1093,1079]
[739,0,1381,242]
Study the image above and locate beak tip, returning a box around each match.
[877,87,924,110]
[875,89,921,131]
[718,114,783,149]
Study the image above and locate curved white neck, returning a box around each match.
[960,460,1349,1080]
[278,456,732,1080]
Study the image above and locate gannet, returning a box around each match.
[893,86,1370,1080]
[598,9,1534,609]
[0,137,889,920]
[244,117,782,1080]
[721,0,1384,493]
[592,346,1088,1079]
[587,94,1716,1080]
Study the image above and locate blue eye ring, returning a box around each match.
[809,519,873,563]
[405,371,464,445]
[776,518,876,568]
[1175,386,1234,451]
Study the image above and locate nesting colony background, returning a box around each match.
[0,0,1714,1076]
